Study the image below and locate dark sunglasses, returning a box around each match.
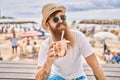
[52,15,66,23]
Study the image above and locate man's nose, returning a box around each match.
[58,17,63,23]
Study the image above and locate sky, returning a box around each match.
[0,0,120,22]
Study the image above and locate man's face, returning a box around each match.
[46,11,74,47]
[47,12,67,40]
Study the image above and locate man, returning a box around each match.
[36,3,106,80]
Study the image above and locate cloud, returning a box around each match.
[66,8,120,21]
[0,0,120,19]
[57,0,120,12]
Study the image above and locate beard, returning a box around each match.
[49,21,75,47]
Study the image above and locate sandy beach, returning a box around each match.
[0,32,44,60]
[0,30,120,64]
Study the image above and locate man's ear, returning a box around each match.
[46,22,49,27]
[46,22,50,30]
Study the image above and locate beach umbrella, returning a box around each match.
[5,34,13,39]
[20,30,42,38]
[93,32,119,40]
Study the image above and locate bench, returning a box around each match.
[0,61,120,80]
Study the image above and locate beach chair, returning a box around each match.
[32,46,40,57]
[19,45,27,59]
[19,46,27,54]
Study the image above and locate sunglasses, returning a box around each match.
[52,15,66,23]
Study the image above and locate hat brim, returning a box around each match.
[42,6,66,31]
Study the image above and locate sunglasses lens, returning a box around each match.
[53,15,66,23]
[61,15,66,21]
[53,17,59,23]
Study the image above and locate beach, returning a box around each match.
[0,32,44,61]
[0,28,120,64]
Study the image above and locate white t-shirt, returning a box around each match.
[38,30,94,79]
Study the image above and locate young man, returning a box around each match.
[36,3,106,80]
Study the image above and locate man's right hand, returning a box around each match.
[47,43,59,64]
[47,40,68,64]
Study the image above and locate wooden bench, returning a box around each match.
[0,61,120,80]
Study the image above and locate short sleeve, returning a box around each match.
[77,32,94,58]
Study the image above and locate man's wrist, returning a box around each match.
[46,59,54,66]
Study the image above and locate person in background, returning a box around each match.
[0,51,3,60]
[103,49,112,63]
[36,3,106,80]
[104,42,108,53]
[110,52,120,64]
[32,41,40,57]
[26,37,30,45]
[11,33,18,57]
[0,41,3,60]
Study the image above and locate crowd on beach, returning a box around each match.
[75,24,120,64]
[103,42,120,64]
[0,23,120,64]
[0,24,45,61]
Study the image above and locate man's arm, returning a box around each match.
[36,40,67,80]
[85,53,106,80]
[36,43,59,80]
[36,59,53,80]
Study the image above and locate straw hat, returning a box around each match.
[41,3,66,31]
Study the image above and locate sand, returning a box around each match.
[0,32,120,64]
[0,32,44,60]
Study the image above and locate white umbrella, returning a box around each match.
[93,32,119,40]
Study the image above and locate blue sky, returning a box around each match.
[0,0,120,21]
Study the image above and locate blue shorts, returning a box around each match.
[12,46,17,48]
[48,75,88,80]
